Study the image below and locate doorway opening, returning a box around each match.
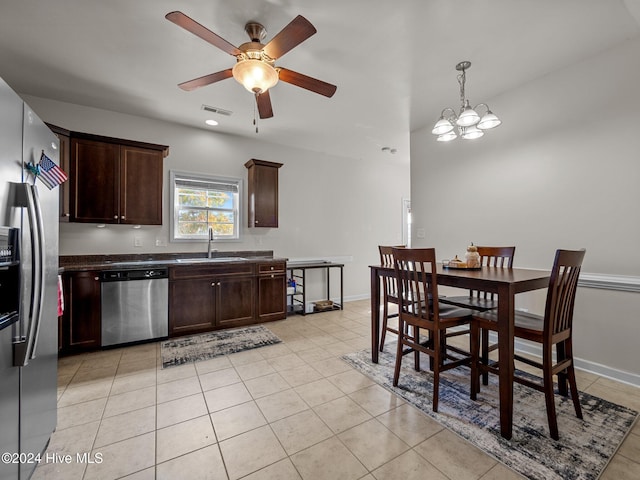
[402,198,411,247]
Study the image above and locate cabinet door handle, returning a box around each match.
[211,282,215,287]
[121,216,125,220]
[94,277,99,281]
[114,215,119,219]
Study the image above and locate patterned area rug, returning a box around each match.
[342,347,638,480]
[161,325,281,368]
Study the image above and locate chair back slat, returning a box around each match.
[478,246,516,268]
[544,249,585,338]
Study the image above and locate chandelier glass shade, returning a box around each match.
[432,61,501,142]
[232,54,279,94]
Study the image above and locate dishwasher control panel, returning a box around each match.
[100,268,169,281]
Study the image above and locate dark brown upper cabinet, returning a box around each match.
[46,123,71,221]
[69,132,169,225]
[245,159,283,228]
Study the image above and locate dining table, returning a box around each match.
[369,263,551,439]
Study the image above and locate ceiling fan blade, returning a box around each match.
[256,91,274,119]
[178,69,233,91]
[263,15,316,59]
[278,68,337,98]
[166,11,242,56]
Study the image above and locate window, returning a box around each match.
[170,170,242,241]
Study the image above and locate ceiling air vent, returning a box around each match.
[201,104,232,116]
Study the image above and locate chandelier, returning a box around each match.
[432,61,501,142]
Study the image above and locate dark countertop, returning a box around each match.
[59,251,287,272]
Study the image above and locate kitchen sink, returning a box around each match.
[175,257,247,263]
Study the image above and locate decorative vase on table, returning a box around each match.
[465,243,481,268]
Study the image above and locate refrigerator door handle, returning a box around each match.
[12,183,45,366]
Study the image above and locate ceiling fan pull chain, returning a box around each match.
[253,94,259,133]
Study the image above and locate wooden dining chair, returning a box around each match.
[469,248,586,440]
[440,246,516,384]
[378,245,405,351]
[391,247,474,412]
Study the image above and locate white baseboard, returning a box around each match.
[512,336,640,388]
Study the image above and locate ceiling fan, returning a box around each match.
[165,11,337,119]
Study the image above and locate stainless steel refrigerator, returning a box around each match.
[0,77,59,480]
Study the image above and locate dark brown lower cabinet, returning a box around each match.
[217,276,255,327]
[168,277,216,336]
[257,262,287,322]
[168,264,256,337]
[60,271,101,354]
[59,260,286,355]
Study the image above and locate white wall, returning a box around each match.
[24,96,410,302]
[409,38,640,383]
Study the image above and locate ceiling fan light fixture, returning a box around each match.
[232,58,279,94]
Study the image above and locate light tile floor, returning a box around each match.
[33,300,640,480]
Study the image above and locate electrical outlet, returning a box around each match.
[416,228,426,238]
[155,238,167,247]
[134,236,143,247]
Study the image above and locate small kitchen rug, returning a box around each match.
[342,347,638,480]
[161,325,282,368]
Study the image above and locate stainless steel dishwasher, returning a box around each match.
[100,267,169,346]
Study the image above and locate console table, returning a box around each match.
[286,261,344,315]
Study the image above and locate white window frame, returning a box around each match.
[170,170,243,242]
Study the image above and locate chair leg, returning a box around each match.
[470,322,480,401]
[481,328,490,385]
[565,340,583,420]
[428,330,435,371]
[556,341,568,396]
[392,319,404,387]
[543,349,559,440]
[432,329,441,412]
[380,301,389,351]
[412,326,420,372]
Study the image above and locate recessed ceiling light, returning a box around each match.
[205,119,219,126]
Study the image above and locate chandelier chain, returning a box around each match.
[458,70,467,109]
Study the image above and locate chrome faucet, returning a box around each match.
[207,227,217,258]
